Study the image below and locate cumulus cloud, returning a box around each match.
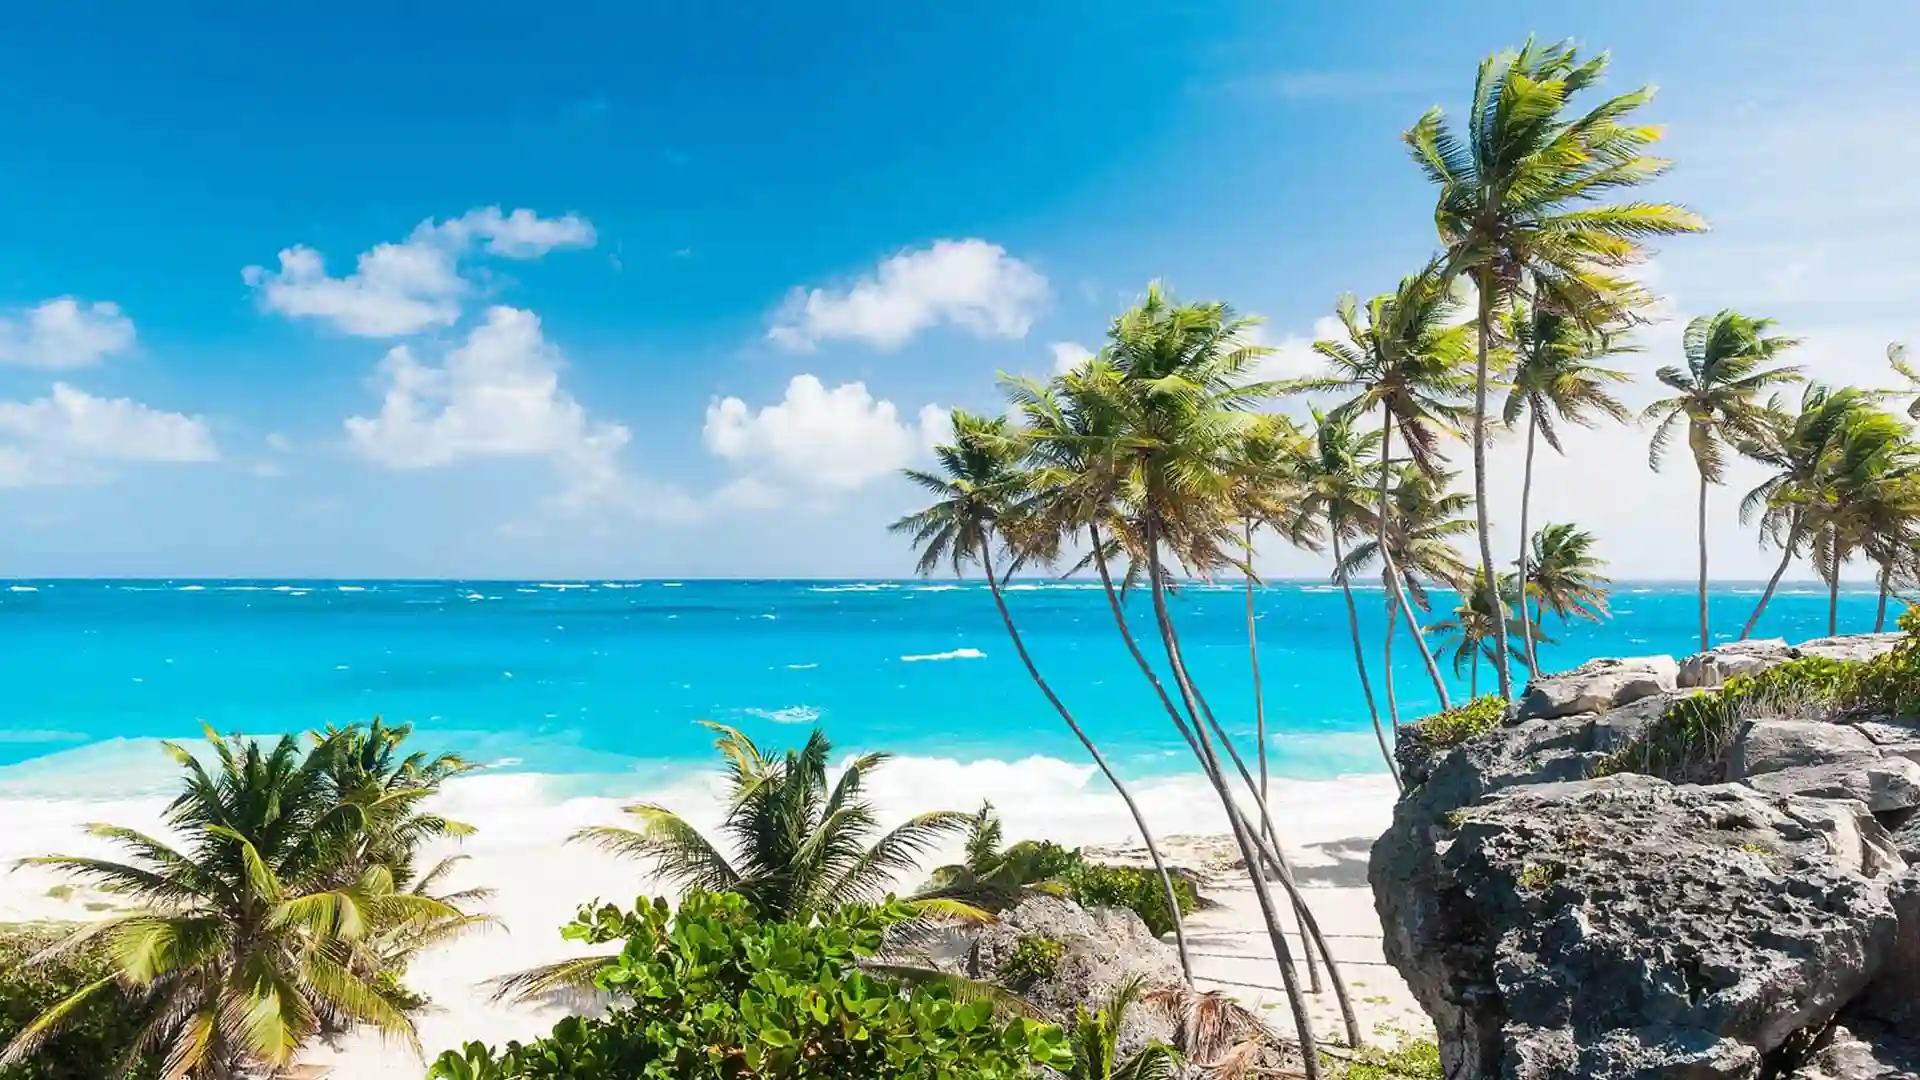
[768,239,1047,351]
[243,207,596,337]
[1050,341,1094,374]
[0,298,136,369]
[0,383,217,487]
[704,375,947,491]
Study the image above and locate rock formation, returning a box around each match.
[1372,631,1920,1080]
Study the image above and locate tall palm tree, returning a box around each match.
[1643,311,1802,649]
[1523,523,1612,651]
[1407,37,1706,697]
[574,723,965,921]
[1809,409,1920,634]
[1735,384,1876,639]
[1338,464,1475,708]
[891,408,1195,979]
[1283,407,1396,783]
[1501,303,1634,670]
[1291,262,1472,711]
[1432,573,1538,697]
[2,730,468,1079]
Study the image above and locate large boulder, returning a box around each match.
[1799,634,1910,663]
[1730,720,1883,778]
[1787,1022,1920,1079]
[1376,775,1901,1080]
[1859,869,1920,1037]
[1743,759,1920,814]
[1518,655,1680,720]
[1681,638,1798,688]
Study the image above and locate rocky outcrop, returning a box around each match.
[1799,634,1910,663]
[1373,631,1920,1080]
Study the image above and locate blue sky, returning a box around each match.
[0,2,1914,579]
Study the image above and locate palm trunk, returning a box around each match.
[1516,412,1539,674]
[1877,557,1892,633]
[1829,531,1841,636]
[1379,407,1453,711]
[1333,531,1400,787]
[1383,592,1401,732]
[1091,525,1352,1041]
[1470,653,1480,698]
[1696,469,1712,650]
[1473,273,1513,699]
[1740,521,1799,641]
[1143,535,1322,1076]
[981,548,1193,981]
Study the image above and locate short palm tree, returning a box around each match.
[915,802,1078,905]
[892,407,1195,979]
[1061,975,1182,1080]
[1501,302,1634,669]
[1643,311,1802,649]
[1523,523,1612,649]
[1293,262,1473,711]
[1809,409,1920,634]
[2,730,467,1079]
[1735,384,1876,638]
[1337,464,1475,710]
[1407,37,1706,697]
[1432,572,1539,697]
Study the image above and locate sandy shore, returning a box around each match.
[0,757,1420,1077]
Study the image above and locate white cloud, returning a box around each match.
[0,383,217,487]
[1245,316,1345,385]
[0,298,136,369]
[768,239,1047,351]
[244,207,596,337]
[1050,341,1094,374]
[704,375,946,491]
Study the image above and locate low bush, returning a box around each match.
[997,935,1065,988]
[1413,696,1507,750]
[1330,1037,1444,1079]
[1061,864,1197,939]
[0,924,157,1080]
[427,892,1072,1080]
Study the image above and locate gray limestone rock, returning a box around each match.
[1681,638,1798,688]
[1799,634,1910,663]
[1518,655,1680,720]
[1860,869,1920,1037]
[1744,758,1920,814]
[1730,719,1882,778]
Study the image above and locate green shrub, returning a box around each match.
[1414,695,1508,750]
[427,892,1071,1080]
[1062,864,1197,938]
[997,935,1065,988]
[0,924,158,1080]
[1330,1037,1444,1079]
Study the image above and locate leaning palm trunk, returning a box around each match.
[1332,532,1400,788]
[1877,557,1893,633]
[1379,410,1453,709]
[1384,598,1401,730]
[1142,535,1322,1078]
[1091,528,1355,1045]
[982,550,1193,981]
[1828,532,1842,636]
[1473,275,1514,699]
[1517,413,1539,673]
[1740,520,1801,640]
[1696,471,1712,650]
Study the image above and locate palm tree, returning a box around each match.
[1523,523,1612,651]
[1338,464,1475,709]
[891,409,1195,979]
[1735,384,1876,638]
[1809,409,1920,633]
[1061,975,1182,1080]
[1433,573,1538,696]
[1407,38,1706,697]
[1501,303,1634,670]
[2,730,469,1079]
[1643,311,1803,649]
[1292,262,1472,712]
[1284,407,1396,784]
[916,802,1078,905]
[1891,342,1918,420]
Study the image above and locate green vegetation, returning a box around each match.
[1331,1038,1445,1080]
[1062,863,1198,941]
[0,721,483,1079]
[998,935,1065,988]
[1060,976,1181,1080]
[1414,695,1508,751]
[428,892,1072,1080]
[0,924,158,1080]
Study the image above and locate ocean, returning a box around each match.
[0,578,1898,796]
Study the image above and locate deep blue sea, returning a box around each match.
[0,579,1898,788]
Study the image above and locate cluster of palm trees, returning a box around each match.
[1,720,486,1080]
[890,37,1920,1077]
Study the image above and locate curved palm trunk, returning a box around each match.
[1333,531,1400,788]
[1383,595,1401,732]
[979,554,1192,981]
[1142,537,1322,1076]
[1877,557,1893,633]
[1828,533,1842,636]
[1379,408,1453,711]
[1740,522,1800,641]
[1696,471,1712,650]
[1474,274,1514,699]
[1516,413,1539,673]
[1091,527,1354,1040]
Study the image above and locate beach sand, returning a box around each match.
[0,758,1422,1077]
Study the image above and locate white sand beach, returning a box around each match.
[0,756,1418,1078]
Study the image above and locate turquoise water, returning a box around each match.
[0,579,1898,784]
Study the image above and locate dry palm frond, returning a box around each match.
[1143,985,1286,1071]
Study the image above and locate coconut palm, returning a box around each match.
[891,408,1195,979]
[1061,975,1182,1080]
[1523,523,1612,649]
[1338,464,1475,710]
[1291,262,1473,711]
[1501,303,1634,669]
[1407,37,1706,697]
[915,802,1078,905]
[1432,573,1538,696]
[1736,384,1877,638]
[2,730,469,1079]
[1809,409,1920,634]
[1643,311,1803,649]
[1891,342,1918,420]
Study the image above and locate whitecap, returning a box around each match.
[537,583,588,590]
[900,648,987,663]
[271,585,297,593]
[221,585,264,592]
[810,583,898,593]
[177,585,206,592]
[335,665,350,671]
[662,583,683,588]
[7,585,38,593]
[756,614,777,620]
[910,584,965,592]
[786,663,819,670]
[744,705,821,725]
